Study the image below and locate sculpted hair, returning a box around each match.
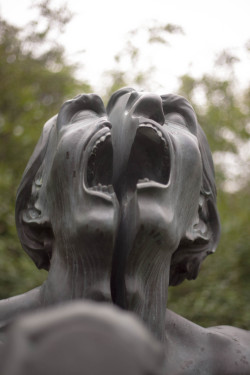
[15,94,106,270]
[15,116,56,270]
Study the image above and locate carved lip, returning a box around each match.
[129,122,171,190]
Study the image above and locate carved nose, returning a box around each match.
[131,93,165,125]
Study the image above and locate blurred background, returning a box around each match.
[0,0,249,328]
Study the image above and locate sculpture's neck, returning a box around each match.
[127,276,169,342]
[126,256,170,342]
[41,245,113,305]
[41,243,170,343]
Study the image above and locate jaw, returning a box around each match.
[82,118,175,309]
[82,119,175,254]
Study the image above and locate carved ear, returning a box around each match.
[15,116,56,270]
[18,208,53,271]
[169,190,220,286]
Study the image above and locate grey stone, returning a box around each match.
[0,88,249,373]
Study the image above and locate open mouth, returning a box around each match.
[86,132,114,194]
[127,124,171,189]
[86,123,171,195]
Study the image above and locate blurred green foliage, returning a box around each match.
[168,53,250,328]
[102,20,184,101]
[0,1,90,298]
[0,1,249,329]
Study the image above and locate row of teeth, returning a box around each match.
[89,179,151,191]
[90,132,111,156]
[89,184,114,193]
[138,178,150,183]
[90,125,167,155]
[91,125,167,151]
[139,123,168,148]
[87,132,111,181]
[87,125,167,194]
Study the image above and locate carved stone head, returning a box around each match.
[15,88,220,338]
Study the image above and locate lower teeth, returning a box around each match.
[89,184,114,193]
[89,179,151,192]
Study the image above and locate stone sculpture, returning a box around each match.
[0,88,249,374]
[1,301,166,375]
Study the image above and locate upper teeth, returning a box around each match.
[91,133,111,153]
[138,178,150,183]
[87,132,113,194]
[87,124,169,192]
[89,184,114,193]
[139,123,167,148]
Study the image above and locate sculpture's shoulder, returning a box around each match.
[209,325,250,370]
[0,287,42,330]
[165,309,250,375]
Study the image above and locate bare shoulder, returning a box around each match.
[209,325,250,368]
[165,309,250,375]
[0,287,42,327]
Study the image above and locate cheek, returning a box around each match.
[47,152,118,243]
[174,139,202,230]
[180,147,202,193]
[172,131,202,188]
